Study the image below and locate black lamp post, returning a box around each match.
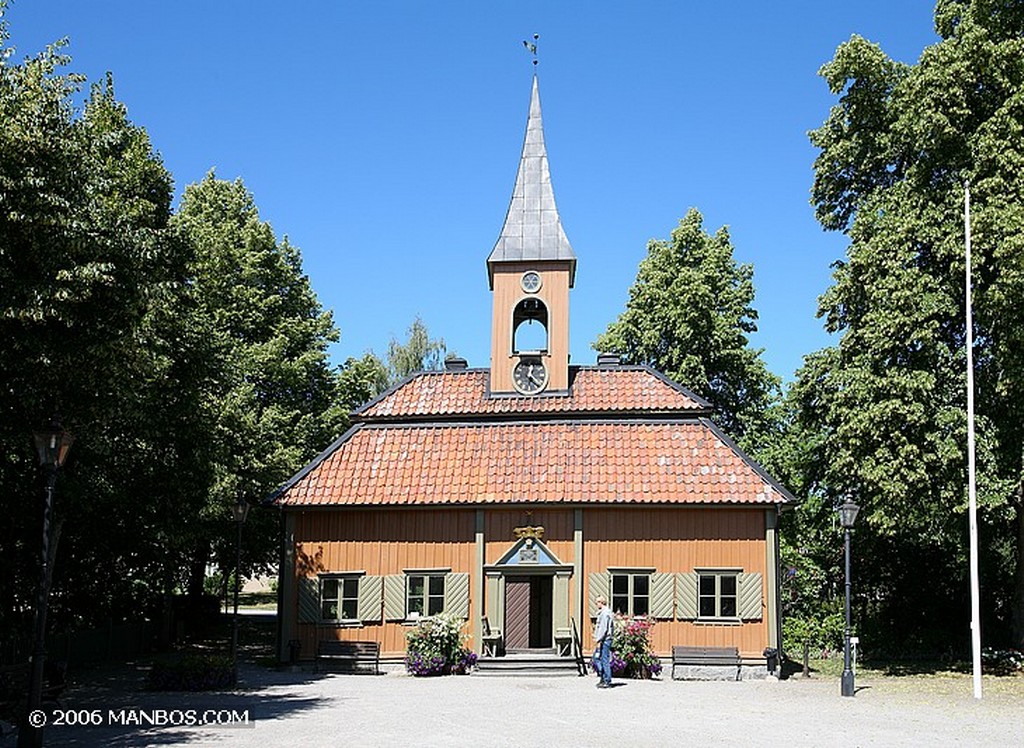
[19,418,74,748]
[230,497,250,677]
[838,498,860,698]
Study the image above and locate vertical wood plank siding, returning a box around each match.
[489,263,572,392]
[484,508,574,564]
[293,508,475,656]
[583,507,768,657]
[291,505,770,659]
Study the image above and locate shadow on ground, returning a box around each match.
[0,612,340,747]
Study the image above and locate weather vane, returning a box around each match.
[522,33,539,66]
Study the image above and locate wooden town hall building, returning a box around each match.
[272,75,793,675]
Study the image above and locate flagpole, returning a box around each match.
[964,179,982,700]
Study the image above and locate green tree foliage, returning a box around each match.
[0,7,344,643]
[793,0,1024,650]
[171,174,344,596]
[594,208,781,448]
[337,353,389,413]
[386,316,448,383]
[0,11,205,638]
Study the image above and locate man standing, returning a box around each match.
[593,595,614,688]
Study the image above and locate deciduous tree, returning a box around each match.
[386,316,448,382]
[797,0,1024,648]
[171,174,344,598]
[594,209,781,449]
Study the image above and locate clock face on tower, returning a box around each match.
[512,357,548,395]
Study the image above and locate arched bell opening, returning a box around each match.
[512,297,549,354]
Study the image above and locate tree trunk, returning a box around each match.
[186,539,210,602]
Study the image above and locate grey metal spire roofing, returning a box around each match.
[488,75,576,288]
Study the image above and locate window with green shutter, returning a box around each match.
[314,572,380,624]
[677,570,761,622]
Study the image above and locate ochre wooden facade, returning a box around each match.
[283,504,778,661]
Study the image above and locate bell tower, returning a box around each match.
[488,75,576,395]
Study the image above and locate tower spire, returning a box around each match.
[487,74,576,289]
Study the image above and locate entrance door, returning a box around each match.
[504,576,553,650]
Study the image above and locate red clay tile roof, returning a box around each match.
[276,420,786,507]
[357,367,708,420]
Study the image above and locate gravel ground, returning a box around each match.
[3,664,1022,748]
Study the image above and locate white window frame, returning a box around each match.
[404,569,448,619]
[319,573,363,623]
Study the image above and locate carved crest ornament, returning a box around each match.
[512,525,545,541]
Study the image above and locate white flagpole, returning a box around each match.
[964,179,982,699]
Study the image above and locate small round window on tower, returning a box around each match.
[521,271,542,293]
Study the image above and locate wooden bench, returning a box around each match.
[671,646,741,681]
[315,641,380,675]
[480,617,502,658]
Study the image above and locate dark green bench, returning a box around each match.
[315,641,380,674]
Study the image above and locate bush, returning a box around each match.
[783,607,845,658]
[982,648,1023,676]
[404,613,477,676]
[611,615,662,679]
[147,654,236,691]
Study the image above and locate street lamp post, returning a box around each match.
[230,498,250,678]
[19,418,74,748]
[838,498,860,698]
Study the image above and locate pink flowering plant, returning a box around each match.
[611,615,663,679]
[404,612,477,676]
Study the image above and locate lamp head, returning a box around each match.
[232,498,250,524]
[837,498,860,529]
[33,417,75,468]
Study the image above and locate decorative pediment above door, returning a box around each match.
[494,536,564,567]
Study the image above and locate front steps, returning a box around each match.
[475,650,584,677]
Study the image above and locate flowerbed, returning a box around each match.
[405,612,477,676]
[611,615,663,679]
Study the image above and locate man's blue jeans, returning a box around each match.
[596,637,612,684]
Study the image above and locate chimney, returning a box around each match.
[445,357,469,371]
[596,353,621,367]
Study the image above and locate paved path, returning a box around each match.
[3,665,1022,747]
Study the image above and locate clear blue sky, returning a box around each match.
[6,1,940,384]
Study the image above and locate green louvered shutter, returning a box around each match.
[383,575,406,621]
[298,576,320,623]
[649,573,675,619]
[738,572,763,621]
[676,572,698,620]
[358,576,383,623]
[443,573,470,619]
[588,572,609,619]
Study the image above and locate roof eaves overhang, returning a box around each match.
[278,499,785,512]
[266,422,365,507]
[697,417,798,506]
